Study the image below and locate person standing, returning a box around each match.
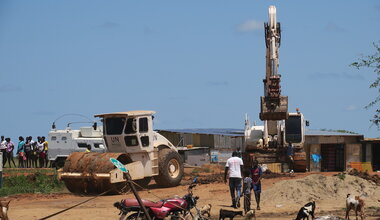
[17,136,26,168]
[29,137,37,168]
[37,136,45,168]
[42,136,50,168]
[243,170,252,214]
[251,159,262,210]
[85,145,91,152]
[0,136,7,167]
[287,142,294,172]
[5,138,16,167]
[224,151,244,208]
[24,136,32,168]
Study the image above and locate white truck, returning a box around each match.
[48,126,106,168]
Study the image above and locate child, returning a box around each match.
[243,170,252,214]
[251,159,262,210]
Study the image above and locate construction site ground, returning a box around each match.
[4,165,380,220]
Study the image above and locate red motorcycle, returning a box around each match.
[114,178,203,220]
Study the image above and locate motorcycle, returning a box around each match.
[114,178,204,220]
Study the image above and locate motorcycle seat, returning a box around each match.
[123,199,164,208]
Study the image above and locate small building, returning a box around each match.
[361,138,380,171]
[305,130,364,172]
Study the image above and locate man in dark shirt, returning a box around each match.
[287,142,294,172]
[251,159,262,210]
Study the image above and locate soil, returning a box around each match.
[3,170,380,220]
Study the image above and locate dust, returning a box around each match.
[262,174,380,206]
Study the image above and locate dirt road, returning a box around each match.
[6,172,380,219]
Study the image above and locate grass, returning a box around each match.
[191,167,211,174]
[337,173,346,180]
[368,206,380,211]
[0,171,65,197]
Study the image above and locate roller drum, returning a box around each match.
[61,152,132,194]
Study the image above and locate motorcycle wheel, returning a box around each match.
[125,213,148,220]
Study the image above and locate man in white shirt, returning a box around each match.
[0,136,7,166]
[224,151,244,208]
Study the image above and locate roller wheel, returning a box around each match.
[154,148,183,187]
[135,177,152,190]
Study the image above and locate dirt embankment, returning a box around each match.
[262,174,380,208]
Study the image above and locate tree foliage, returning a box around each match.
[351,41,380,127]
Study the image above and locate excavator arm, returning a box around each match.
[260,5,288,121]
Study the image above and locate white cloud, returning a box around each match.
[236,20,263,32]
[346,105,358,111]
[324,22,346,33]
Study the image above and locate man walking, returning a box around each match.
[224,151,243,208]
[287,142,294,173]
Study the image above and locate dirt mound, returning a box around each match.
[345,169,380,185]
[262,174,380,206]
[262,170,295,179]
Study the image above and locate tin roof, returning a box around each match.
[95,110,155,118]
[158,128,363,137]
[157,128,244,137]
[363,138,380,142]
[305,129,363,137]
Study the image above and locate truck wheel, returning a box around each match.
[154,148,183,187]
[54,158,66,169]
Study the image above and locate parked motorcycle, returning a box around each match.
[114,178,204,220]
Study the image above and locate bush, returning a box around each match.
[0,171,64,196]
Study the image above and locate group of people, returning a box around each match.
[0,136,50,168]
[224,151,262,213]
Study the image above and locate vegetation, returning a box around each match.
[0,171,64,196]
[336,173,346,180]
[320,129,357,134]
[368,206,380,212]
[351,41,380,128]
[191,167,211,174]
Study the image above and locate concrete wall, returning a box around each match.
[345,144,361,168]
[364,143,372,162]
[308,144,321,172]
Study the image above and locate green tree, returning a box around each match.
[351,41,380,127]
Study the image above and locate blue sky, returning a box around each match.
[0,1,379,141]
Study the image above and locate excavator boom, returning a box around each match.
[260,5,288,121]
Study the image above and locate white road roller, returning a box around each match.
[58,110,184,194]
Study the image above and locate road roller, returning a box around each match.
[58,110,184,194]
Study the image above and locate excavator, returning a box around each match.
[244,6,306,171]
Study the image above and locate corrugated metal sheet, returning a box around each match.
[214,135,243,150]
[181,133,193,146]
[158,128,244,137]
[159,128,363,137]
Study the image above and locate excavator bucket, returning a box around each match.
[58,152,144,194]
[259,96,288,121]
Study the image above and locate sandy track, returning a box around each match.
[5,172,380,219]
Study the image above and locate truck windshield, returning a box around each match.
[285,115,302,143]
[105,117,125,135]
